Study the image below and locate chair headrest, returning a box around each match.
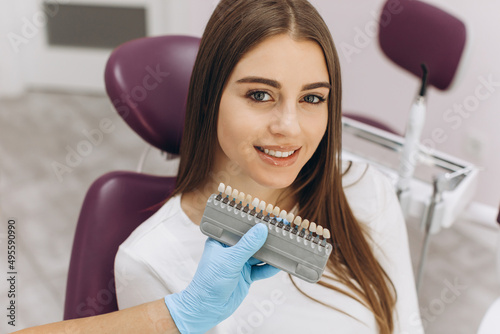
[378,0,467,90]
[105,35,201,154]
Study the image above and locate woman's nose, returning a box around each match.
[268,102,301,137]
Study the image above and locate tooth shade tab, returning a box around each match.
[316,225,323,236]
[293,216,302,226]
[259,200,266,211]
[309,222,317,233]
[279,210,287,220]
[273,206,280,216]
[251,198,260,208]
[218,183,225,193]
[238,192,245,202]
[286,212,294,224]
[225,185,232,196]
[245,194,252,205]
[301,219,310,230]
[323,229,331,240]
[231,189,239,199]
[266,204,274,214]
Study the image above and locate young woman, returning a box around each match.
[115,1,424,333]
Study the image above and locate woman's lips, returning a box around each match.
[254,146,301,167]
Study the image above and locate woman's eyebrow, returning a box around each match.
[303,82,331,91]
[236,76,331,91]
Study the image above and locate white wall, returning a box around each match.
[0,1,31,98]
[183,0,500,208]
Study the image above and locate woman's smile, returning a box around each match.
[254,146,302,167]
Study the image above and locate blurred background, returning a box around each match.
[0,0,499,333]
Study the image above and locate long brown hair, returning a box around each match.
[170,0,396,332]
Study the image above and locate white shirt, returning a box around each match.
[114,162,424,333]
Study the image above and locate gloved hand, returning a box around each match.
[164,223,279,334]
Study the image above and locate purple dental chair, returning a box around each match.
[378,0,467,91]
[63,35,200,320]
[343,0,468,134]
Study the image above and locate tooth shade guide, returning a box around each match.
[214,184,323,242]
[202,187,332,283]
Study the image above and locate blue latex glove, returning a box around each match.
[164,223,280,334]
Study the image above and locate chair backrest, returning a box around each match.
[105,35,201,153]
[343,1,468,135]
[378,0,467,90]
[64,35,201,320]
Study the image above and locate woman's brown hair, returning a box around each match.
[170,0,396,332]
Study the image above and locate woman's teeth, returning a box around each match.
[258,147,296,158]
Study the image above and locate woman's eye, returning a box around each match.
[303,95,325,104]
[249,91,272,102]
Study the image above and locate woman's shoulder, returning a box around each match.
[118,194,186,251]
[342,160,400,230]
[342,160,394,195]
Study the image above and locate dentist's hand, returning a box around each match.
[164,223,279,334]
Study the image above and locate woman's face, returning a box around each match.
[215,34,330,190]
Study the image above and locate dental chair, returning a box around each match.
[341,0,473,293]
[63,35,200,320]
[343,0,467,136]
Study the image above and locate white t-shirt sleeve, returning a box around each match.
[366,166,424,334]
[114,245,171,310]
